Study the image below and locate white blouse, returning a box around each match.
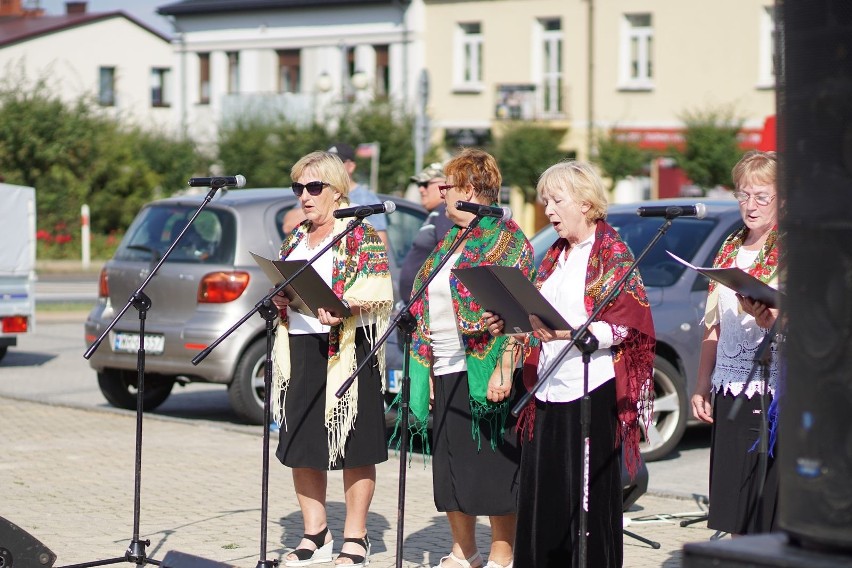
[537,234,627,403]
[428,253,467,375]
[710,247,779,398]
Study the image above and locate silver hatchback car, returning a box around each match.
[84,189,427,424]
[530,199,744,461]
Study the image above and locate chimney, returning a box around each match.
[65,2,87,15]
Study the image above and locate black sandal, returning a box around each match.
[284,526,333,567]
[335,534,370,567]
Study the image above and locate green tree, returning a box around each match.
[595,131,652,189]
[336,100,416,194]
[0,82,202,236]
[218,100,418,195]
[217,114,330,188]
[494,124,565,202]
[675,106,744,190]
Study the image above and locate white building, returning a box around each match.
[0,1,175,133]
[157,0,423,150]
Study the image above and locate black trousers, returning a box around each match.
[514,380,622,568]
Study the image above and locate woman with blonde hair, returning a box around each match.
[271,151,393,567]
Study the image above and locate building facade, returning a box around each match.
[0,1,174,132]
[157,0,423,150]
[424,0,776,160]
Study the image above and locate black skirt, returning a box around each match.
[275,329,388,470]
[708,390,779,534]
[514,379,622,568]
[431,369,522,516]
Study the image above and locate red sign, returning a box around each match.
[612,126,767,151]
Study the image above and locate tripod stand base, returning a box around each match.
[623,529,661,549]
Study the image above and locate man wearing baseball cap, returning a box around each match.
[399,162,455,299]
[327,142,388,246]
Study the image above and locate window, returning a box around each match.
[227,51,240,94]
[198,53,210,104]
[277,49,301,93]
[758,5,777,88]
[454,22,483,90]
[375,45,390,96]
[539,18,563,114]
[151,68,171,107]
[619,13,653,89]
[98,66,115,106]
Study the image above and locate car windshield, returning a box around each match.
[531,213,718,288]
[115,205,237,264]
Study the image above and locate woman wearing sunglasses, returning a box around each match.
[270,151,393,567]
[691,150,782,537]
[398,148,534,568]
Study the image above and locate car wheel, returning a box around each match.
[228,340,267,425]
[97,369,175,411]
[639,356,688,462]
[0,346,7,362]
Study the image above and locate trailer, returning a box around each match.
[0,183,36,362]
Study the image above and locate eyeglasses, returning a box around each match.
[732,191,775,206]
[438,184,455,197]
[292,181,329,197]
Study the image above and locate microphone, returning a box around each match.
[333,201,397,219]
[636,203,707,219]
[188,175,246,188]
[455,201,505,218]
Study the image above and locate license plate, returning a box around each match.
[113,332,165,355]
[387,369,401,393]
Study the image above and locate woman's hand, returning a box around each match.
[486,369,512,403]
[270,289,290,311]
[737,295,778,329]
[691,393,714,424]
[483,311,505,336]
[316,307,344,327]
[529,314,572,343]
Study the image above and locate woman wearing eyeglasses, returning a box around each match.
[270,151,393,567]
[398,148,534,568]
[691,150,782,537]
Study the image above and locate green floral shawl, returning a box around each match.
[402,215,535,451]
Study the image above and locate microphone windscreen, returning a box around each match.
[383,200,397,214]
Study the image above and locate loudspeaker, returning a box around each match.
[160,551,237,568]
[779,0,852,553]
[0,517,56,568]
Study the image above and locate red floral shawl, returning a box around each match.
[518,220,656,478]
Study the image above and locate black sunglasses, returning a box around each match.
[291,181,329,197]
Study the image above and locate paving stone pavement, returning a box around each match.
[1,397,718,567]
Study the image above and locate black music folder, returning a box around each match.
[666,250,781,308]
[250,252,351,318]
[452,265,570,334]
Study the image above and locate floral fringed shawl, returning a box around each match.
[271,217,393,468]
[703,224,780,329]
[517,220,656,478]
[400,215,535,454]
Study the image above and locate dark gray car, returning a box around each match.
[530,199,744,460]
[84,189,426,424]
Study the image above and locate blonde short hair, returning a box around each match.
[536,160,608,222]
[290,151,350,203]
[732,150,777,190]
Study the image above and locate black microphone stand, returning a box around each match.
[74,182,229,568]
[191,216,367,568]
[511,216,676,567]
[334,217,485,568]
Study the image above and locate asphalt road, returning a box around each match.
[2,308,712,500]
